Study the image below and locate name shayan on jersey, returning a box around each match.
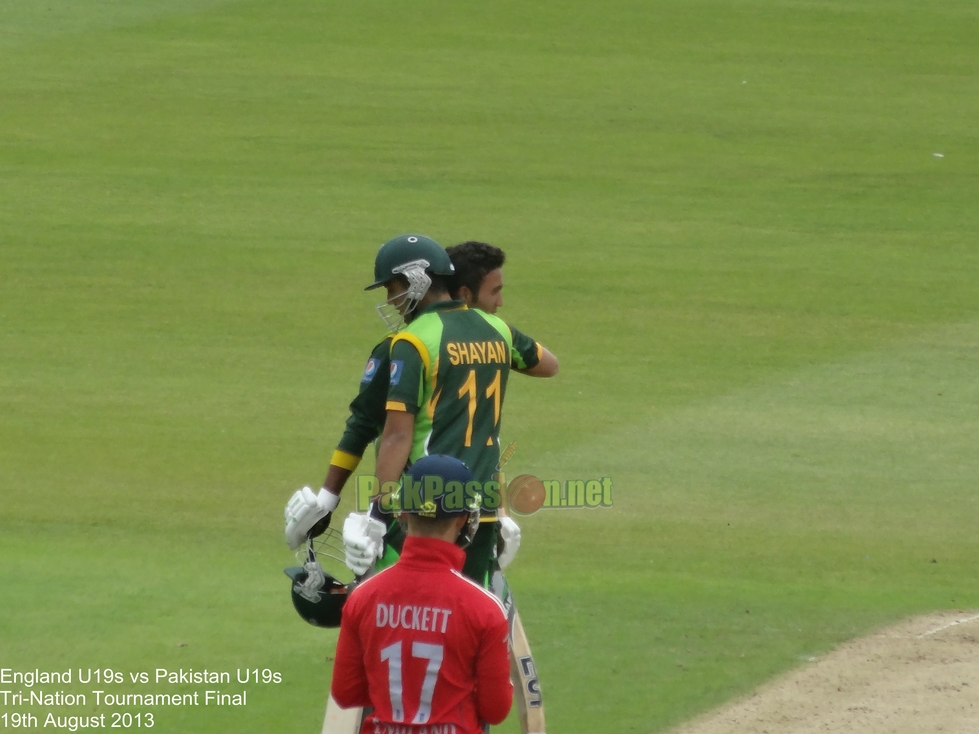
[446,340,508,366]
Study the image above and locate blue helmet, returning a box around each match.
[400,455,481,547]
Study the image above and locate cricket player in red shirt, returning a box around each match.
[332,455,513,733]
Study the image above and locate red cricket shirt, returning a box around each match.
[332,535,513,733]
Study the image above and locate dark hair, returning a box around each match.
[445,241,506,299]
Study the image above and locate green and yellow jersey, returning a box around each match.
[385,301,541,488]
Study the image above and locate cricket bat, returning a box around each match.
[321,691,362,734]
[496,442,547,734]
[321,531,382,733]
[322,572,372,734]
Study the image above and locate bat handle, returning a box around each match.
[495,470,509,518]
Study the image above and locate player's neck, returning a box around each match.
[417,291,452,309]
[405,516,465,544]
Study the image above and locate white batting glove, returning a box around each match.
[497,516,522,570]
[284,487,341,550]
[342,512,386,577]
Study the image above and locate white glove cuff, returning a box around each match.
[317,488,340,514]
[497,516,522,571]
[285,486,332,550]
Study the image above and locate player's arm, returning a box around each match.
[517,344,558,377]
[349,408,412,572]
[510,326,558,378]
[321,460,355,498]
[343,410,410,574]
[475,610,514,725]
[374,337,426,485]
[342,338,420,571]
[331,597,372,709]
[284,343,390,549]
[375,410,415,485]
[330,393,382,488]
[324,341,392,494]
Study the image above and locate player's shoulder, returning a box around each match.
[394,310,443,346]
[465,308,514,340]
[345,565,395,606]
[468,307,504,327]
[448,569,508,620]
[370,334,395,354]
[359,338,392,383]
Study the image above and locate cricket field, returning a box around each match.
[2,1,978,731]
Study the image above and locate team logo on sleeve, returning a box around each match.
[389,360,404,386]
[361,358,379,383]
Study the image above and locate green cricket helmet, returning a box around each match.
[285,528,354,628]
[365,234,455,291]
[366,235,455,330]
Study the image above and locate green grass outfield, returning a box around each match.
[2,0,978,731]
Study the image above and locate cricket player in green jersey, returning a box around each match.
[284,235,557,733]
[336,234,556,584]
[446,240,559,379]
[325,241,555,508]
[284,236,556,573]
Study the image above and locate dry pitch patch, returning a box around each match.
[670,611,979,734]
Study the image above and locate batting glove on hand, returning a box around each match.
[284,487,341,550]
[342,512,385,577]
[497,516,522,570]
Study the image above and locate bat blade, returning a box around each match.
[321,693,362,734]
[491,570,546,734]
[509,613,546,734]
[322,568,377,734]
[493,446,546,733]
